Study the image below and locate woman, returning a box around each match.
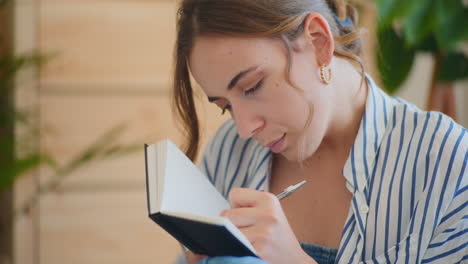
[171,0,467,263]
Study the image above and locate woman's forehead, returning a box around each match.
[189,36,283,87]
[191,36,266,66]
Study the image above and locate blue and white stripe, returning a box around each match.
[198,75,467,263]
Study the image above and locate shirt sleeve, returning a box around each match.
[421,194,467,263]
[198,120,236,190]
[420,136,467,264]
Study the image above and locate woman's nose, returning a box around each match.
[231,104,264,139]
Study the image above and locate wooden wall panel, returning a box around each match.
[38,93,227,187]
[14,1,39,264]
[39,0,177,91]
[40,191,180,264]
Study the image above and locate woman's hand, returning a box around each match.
[181,246,207,264]
[180,244,208,264]
[220,188,316,264]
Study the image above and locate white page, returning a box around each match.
[156,142,166,213]
[160,140,231,217]
[146,145,159,214]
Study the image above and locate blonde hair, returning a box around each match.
[173,0,364,161]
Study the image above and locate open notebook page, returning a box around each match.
[160,140,231,217]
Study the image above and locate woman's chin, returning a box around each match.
[278,149,306,163]
[279,144,319,164]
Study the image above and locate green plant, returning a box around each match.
[1,3,141,264]
[375,0,468,94]
[1,47,141,264]
[1,58,141,194]
[0,27,141,209]
[16,123,141,217]
[0,52,51,192]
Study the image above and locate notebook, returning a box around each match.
[144,139,257,257]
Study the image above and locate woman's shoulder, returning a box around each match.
[384,96,467,193]
[366,74,464,139]
[390,96,467,149]
[368,79,467,182]
[365,71,467,150]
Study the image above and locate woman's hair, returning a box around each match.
[173,0,363,161]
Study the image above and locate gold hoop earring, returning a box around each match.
[319,65,332,85]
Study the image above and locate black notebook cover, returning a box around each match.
[145,142,256,257]
[150,213,256,257]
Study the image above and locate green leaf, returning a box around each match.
[0,0,14,8]
[54,123,128,176]
[377,27,416,94]
[438,52,468,82]
[102,144,141,158]
[375,0,418,30]
[402,0,437,47]
[434,0,468,51]
[0,52,53,81]
[416,34,439,53]
[0,154,41,192]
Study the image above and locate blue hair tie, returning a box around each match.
[333,13,353,28]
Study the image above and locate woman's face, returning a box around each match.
[189,36,332,162]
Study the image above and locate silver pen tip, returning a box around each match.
[294,180,307,189]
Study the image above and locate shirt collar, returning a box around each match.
[342,74,396,194]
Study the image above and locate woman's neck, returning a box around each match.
[273,57,368,171]
[314,57,368,158]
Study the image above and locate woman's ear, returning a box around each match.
[302,12,334,66]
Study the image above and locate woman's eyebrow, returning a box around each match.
[227,65,258,90]
[207,65,259,102]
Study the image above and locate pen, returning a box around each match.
[276,180,307,200]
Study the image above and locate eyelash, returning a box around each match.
[243,79,263,96]
[220,79,264,115]
[221,105,231,115]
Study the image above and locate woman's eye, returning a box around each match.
[221,104,232,115]
[243,79,263,96]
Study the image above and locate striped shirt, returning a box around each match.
[198,75,467,263]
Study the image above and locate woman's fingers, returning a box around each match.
[221,207,258,227]
[185,251,207,264]
[221,206,282,227]
[228,188,278,208]
[222,188,281,228]
[238,224,272,245]
[219,188,310,264]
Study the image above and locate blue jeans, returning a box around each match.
[193,243,337,264]
[196,256,269,264]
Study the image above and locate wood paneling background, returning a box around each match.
[13,1,467,264]
[14,1,227,264]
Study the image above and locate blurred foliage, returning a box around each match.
[16,124,141,216]
[375,0,468,93]
[0,51,50,193]
[0,52,50,84]
[0,43,141,215]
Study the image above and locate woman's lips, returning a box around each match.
[267,134,286,153]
